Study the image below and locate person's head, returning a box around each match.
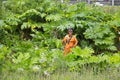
[68,28,73,36]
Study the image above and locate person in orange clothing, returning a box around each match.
[62,28,78,56]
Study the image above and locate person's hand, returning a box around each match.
[71,46,75,48]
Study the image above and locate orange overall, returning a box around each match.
[62,35,78,56]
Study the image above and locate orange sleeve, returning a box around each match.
[62,36,66,45]
[73,36,78,47]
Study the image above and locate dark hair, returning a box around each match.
[68,28,73,31]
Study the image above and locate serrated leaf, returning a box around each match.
[46,14,62,21]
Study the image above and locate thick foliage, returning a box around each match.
[1,0,120,73]
[1,45,120,73]
[1,0,120,52]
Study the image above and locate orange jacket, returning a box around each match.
[62,35,78,56]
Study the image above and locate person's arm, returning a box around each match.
[62,36,66,46]
[73,36,78,47]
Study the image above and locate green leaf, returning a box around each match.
[46,14,62,21]
[72,46,94,58]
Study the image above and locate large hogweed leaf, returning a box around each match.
[46,14,62,21]
[84,23,116,50]
[12,52,30,64]
[57,21,74,31]
[18,9,45,21]
[84,23,111,39]
[109,53,120,67]
[72,46,94,58]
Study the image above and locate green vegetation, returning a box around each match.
[1,0,120,79]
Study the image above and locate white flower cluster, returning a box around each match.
[44,70,50,76]
[39,53,47,63]
[118,32,120,35]
[17,68,24,72]
[32,65,40,72]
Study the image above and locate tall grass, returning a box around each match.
[103,6,120,14]
[0,68,120,80]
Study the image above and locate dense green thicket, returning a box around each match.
[1,0,120,52]
[0,0,120,74]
